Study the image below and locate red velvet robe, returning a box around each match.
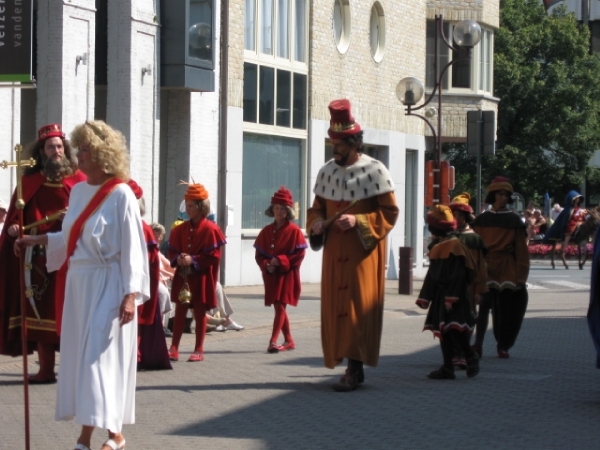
[168,218,226,309]
[138,221,160,325]
[254,220,307,306]
[0,170,86,356]
[137,221,172,370]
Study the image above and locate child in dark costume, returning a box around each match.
[449,192,488,369]
[416,205,480,379]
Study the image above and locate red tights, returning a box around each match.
[271,301,292,344]
[171,303,208,353]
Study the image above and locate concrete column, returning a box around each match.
[36,0,95,132]
[106,0,160,220]
[161,90,192,228]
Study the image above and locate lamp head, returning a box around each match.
[453,20,482,48]
[396,77,424,106]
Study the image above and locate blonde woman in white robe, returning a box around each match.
[17,120,149,450]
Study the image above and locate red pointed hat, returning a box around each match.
[328,99,362,139]
[271,186,293,207]
[38,124,65,142]
[127,179,144,199]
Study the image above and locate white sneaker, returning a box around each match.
[226,321,244,331]
[215,325,226,332]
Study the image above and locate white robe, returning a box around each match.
[46,182,150,432]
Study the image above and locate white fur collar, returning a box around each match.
[313,154,395,201]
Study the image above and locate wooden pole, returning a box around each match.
[15,143,31,450]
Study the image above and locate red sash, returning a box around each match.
[55,178,123,334]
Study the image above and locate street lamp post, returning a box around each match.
[396,15,481,206]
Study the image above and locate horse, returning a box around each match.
[549,206,600,270]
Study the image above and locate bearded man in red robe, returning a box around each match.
[0,124,86,383]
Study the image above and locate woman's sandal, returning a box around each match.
[102,438,126,450]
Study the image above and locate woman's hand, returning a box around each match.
[119,293,136,326]
[14,234,48,257]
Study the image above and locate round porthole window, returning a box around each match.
[333,0,351,54]
[370,2,385,62]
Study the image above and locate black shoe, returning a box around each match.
[466,354,480,378]
[427,366,456,380]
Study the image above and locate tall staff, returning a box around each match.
[1,144,36,450]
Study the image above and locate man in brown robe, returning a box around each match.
[307,99,399,392]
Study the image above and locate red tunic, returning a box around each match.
[254,220,307,306]
[565,206,586,235]
[0,170,86,356]
[137,221,160,325]
[168,218,226,310]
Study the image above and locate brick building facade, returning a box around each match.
[0,0,499,284]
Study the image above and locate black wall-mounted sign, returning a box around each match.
[0,0,33,82]
[467,110,496,156]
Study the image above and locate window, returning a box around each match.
[259,66,275,124]
[479,29,493,93]
[369,2,385,62]
[261,0,274,54]
[294,0,307,62]
[277,70,291,126]
[242,134,305,229]
[243,63,258,122]
[243,0,308,230]
[245,0,256,51]
[245,0,307,62]
[292,72,307,129]
[277,0,289,58]
[243,62,307,130]
[426,21,448,90]
[333,0,351,54]
[426,20,494,94]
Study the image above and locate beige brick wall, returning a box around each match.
[427,1,499,28]
[309,0,426,136]
[228,0,499,139]
[429,95,499,140]
[229,0,245,108]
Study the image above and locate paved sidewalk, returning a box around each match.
[0,277,598,449]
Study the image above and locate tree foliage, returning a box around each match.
[448,0,600,207]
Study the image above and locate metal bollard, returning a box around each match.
[398,247,413,295]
